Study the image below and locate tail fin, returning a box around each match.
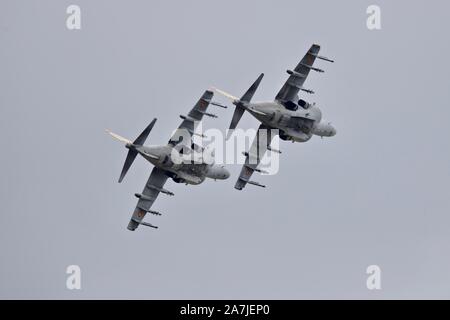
[240,73,264,103]
[213,73,264,135]
[228,73,264,134]
[133,118,157,146]
[107,118,157,183]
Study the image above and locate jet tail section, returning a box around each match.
[240,73,264,103]
[228,106,246,132]
[217,73,264,136]
[118,149,138,183]
[133,118,157,146]
[107,118,158,183]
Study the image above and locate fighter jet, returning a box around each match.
[107,90,230,230]
[214,44,336,190]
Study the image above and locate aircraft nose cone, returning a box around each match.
[223,167,230,179]
[331,127,337,136]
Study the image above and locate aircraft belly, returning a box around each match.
[177,163,207,185]
[284,129,311,142]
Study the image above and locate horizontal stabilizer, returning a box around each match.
[111,119,157,183]
[228,105,246,132]
[134,118,157,146]
[241,73,264,103]
[119,150,137,183]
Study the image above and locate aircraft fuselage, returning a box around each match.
[246,101,336,142]
[133,144,229,185]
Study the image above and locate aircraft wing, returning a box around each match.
[235,123,277,190]
[127,166,169,230]
[168,90,216,145]
[275,44,321,103]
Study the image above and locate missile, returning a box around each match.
[134,193,154,201]
[197,110,218,118]
[186,128,207,138]
[253,167,269,174]
[309,53,334,63]
[136,204,162,216]
[179,114,197,122]
[286,69,307,78]
[243,163,268,174]
[299,63,324,73]
[140,221,158,228]
[147,185,174,196]
[267,146,282,154]
[131,218,158,229]
[300,88,315,94]
[247,180,266,188]
[192,132,207,138]
[210,101,228,108]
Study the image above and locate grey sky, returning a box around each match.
[1,0,450,299]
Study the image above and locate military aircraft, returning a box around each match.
[214,44,336,190]
[107,90,230,230]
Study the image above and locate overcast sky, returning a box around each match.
[1,0,450,299]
